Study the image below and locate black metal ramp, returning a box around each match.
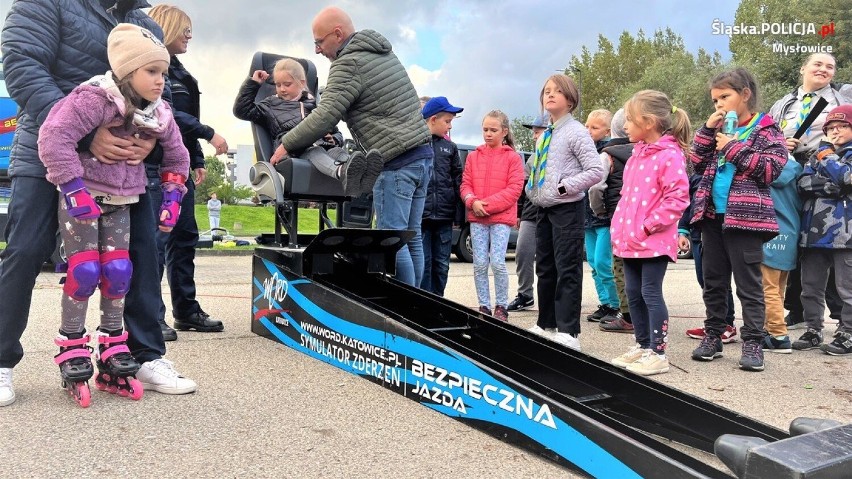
[250,229,847,478]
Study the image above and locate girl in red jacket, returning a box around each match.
[461,110,525,322]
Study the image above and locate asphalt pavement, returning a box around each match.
[1,252,849,478]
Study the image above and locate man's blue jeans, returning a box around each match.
[372,155,431,286]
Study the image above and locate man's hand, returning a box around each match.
[209,133,229,156]
[125,135,155,165]
[90,122,134,164]
[270,144,288,165]
[194,167,207,185]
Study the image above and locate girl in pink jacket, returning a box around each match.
[610,90,690,376]
[460,110,525,322]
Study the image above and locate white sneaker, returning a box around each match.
[626,351,670,376]
[527,325,557,337]
[0,368,15,407]
[136,359,197,395]
[612,344,647,369]
[552,332,582,352]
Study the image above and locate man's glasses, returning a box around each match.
[314,31,334,47]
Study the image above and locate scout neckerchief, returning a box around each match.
[528,125,553,189]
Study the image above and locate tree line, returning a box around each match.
[512,0,849,153]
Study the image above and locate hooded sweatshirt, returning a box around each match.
[610,134,689,261]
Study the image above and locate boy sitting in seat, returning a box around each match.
[234,58,356,187]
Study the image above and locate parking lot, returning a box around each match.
[1,252,849,477]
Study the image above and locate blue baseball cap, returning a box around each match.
[522,114,550,129]
[422,96,464,119]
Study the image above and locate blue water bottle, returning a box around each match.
[718,111,738,167]
[721,110,738,137]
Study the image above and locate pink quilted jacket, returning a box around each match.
[460,144,525,227]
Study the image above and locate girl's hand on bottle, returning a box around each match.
[472,200,489,217]
[706,110,726,130]
[715,132,733,151]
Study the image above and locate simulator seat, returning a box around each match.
[245,52,372,248]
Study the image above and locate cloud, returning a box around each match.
[0,0,741,154]
[398,25,417,42]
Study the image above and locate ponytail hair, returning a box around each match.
[625,89,692,156]
[484,109,516,150]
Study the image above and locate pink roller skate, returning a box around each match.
[94,330,143,400]
[54,333,94,408]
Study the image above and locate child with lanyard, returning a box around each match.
[689,67,788,372]
[524,74,604,351]
[37,24,190,406]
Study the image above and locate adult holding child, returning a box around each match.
[148,4,227,340]
[0,0,197,407]
[768,53,852,331]
[270,6,433,287]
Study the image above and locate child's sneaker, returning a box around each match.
[586,304,609,322]
[691,334,723,361]
[761,334,792,354]
[527,325,556,337]
[600,315,634,333]
[611,344,646,369]
[338,150,365,196]
[600,307,620,323]
[821,331,852,356]
[478,305,492,316]
[785,312,806,330]
[493,305,509,322]
[552,332,581,352]
[507,294,534,312]
[0,368,15,407]
[686,325,738,343]
[626,351,669,376]
[359,149,384,193]
[792,328,823,351]
[739,340,765,371]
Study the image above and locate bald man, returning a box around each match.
[272,7,433,287]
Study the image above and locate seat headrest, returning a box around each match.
[250,51,319,104]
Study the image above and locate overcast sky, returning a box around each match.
[2,0,744,156]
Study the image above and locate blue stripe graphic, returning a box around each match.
[254,259,640,478]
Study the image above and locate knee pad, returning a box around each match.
[99,250,133,299]
[64,250,101,301]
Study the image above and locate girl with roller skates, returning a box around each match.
[37,24,190,407]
